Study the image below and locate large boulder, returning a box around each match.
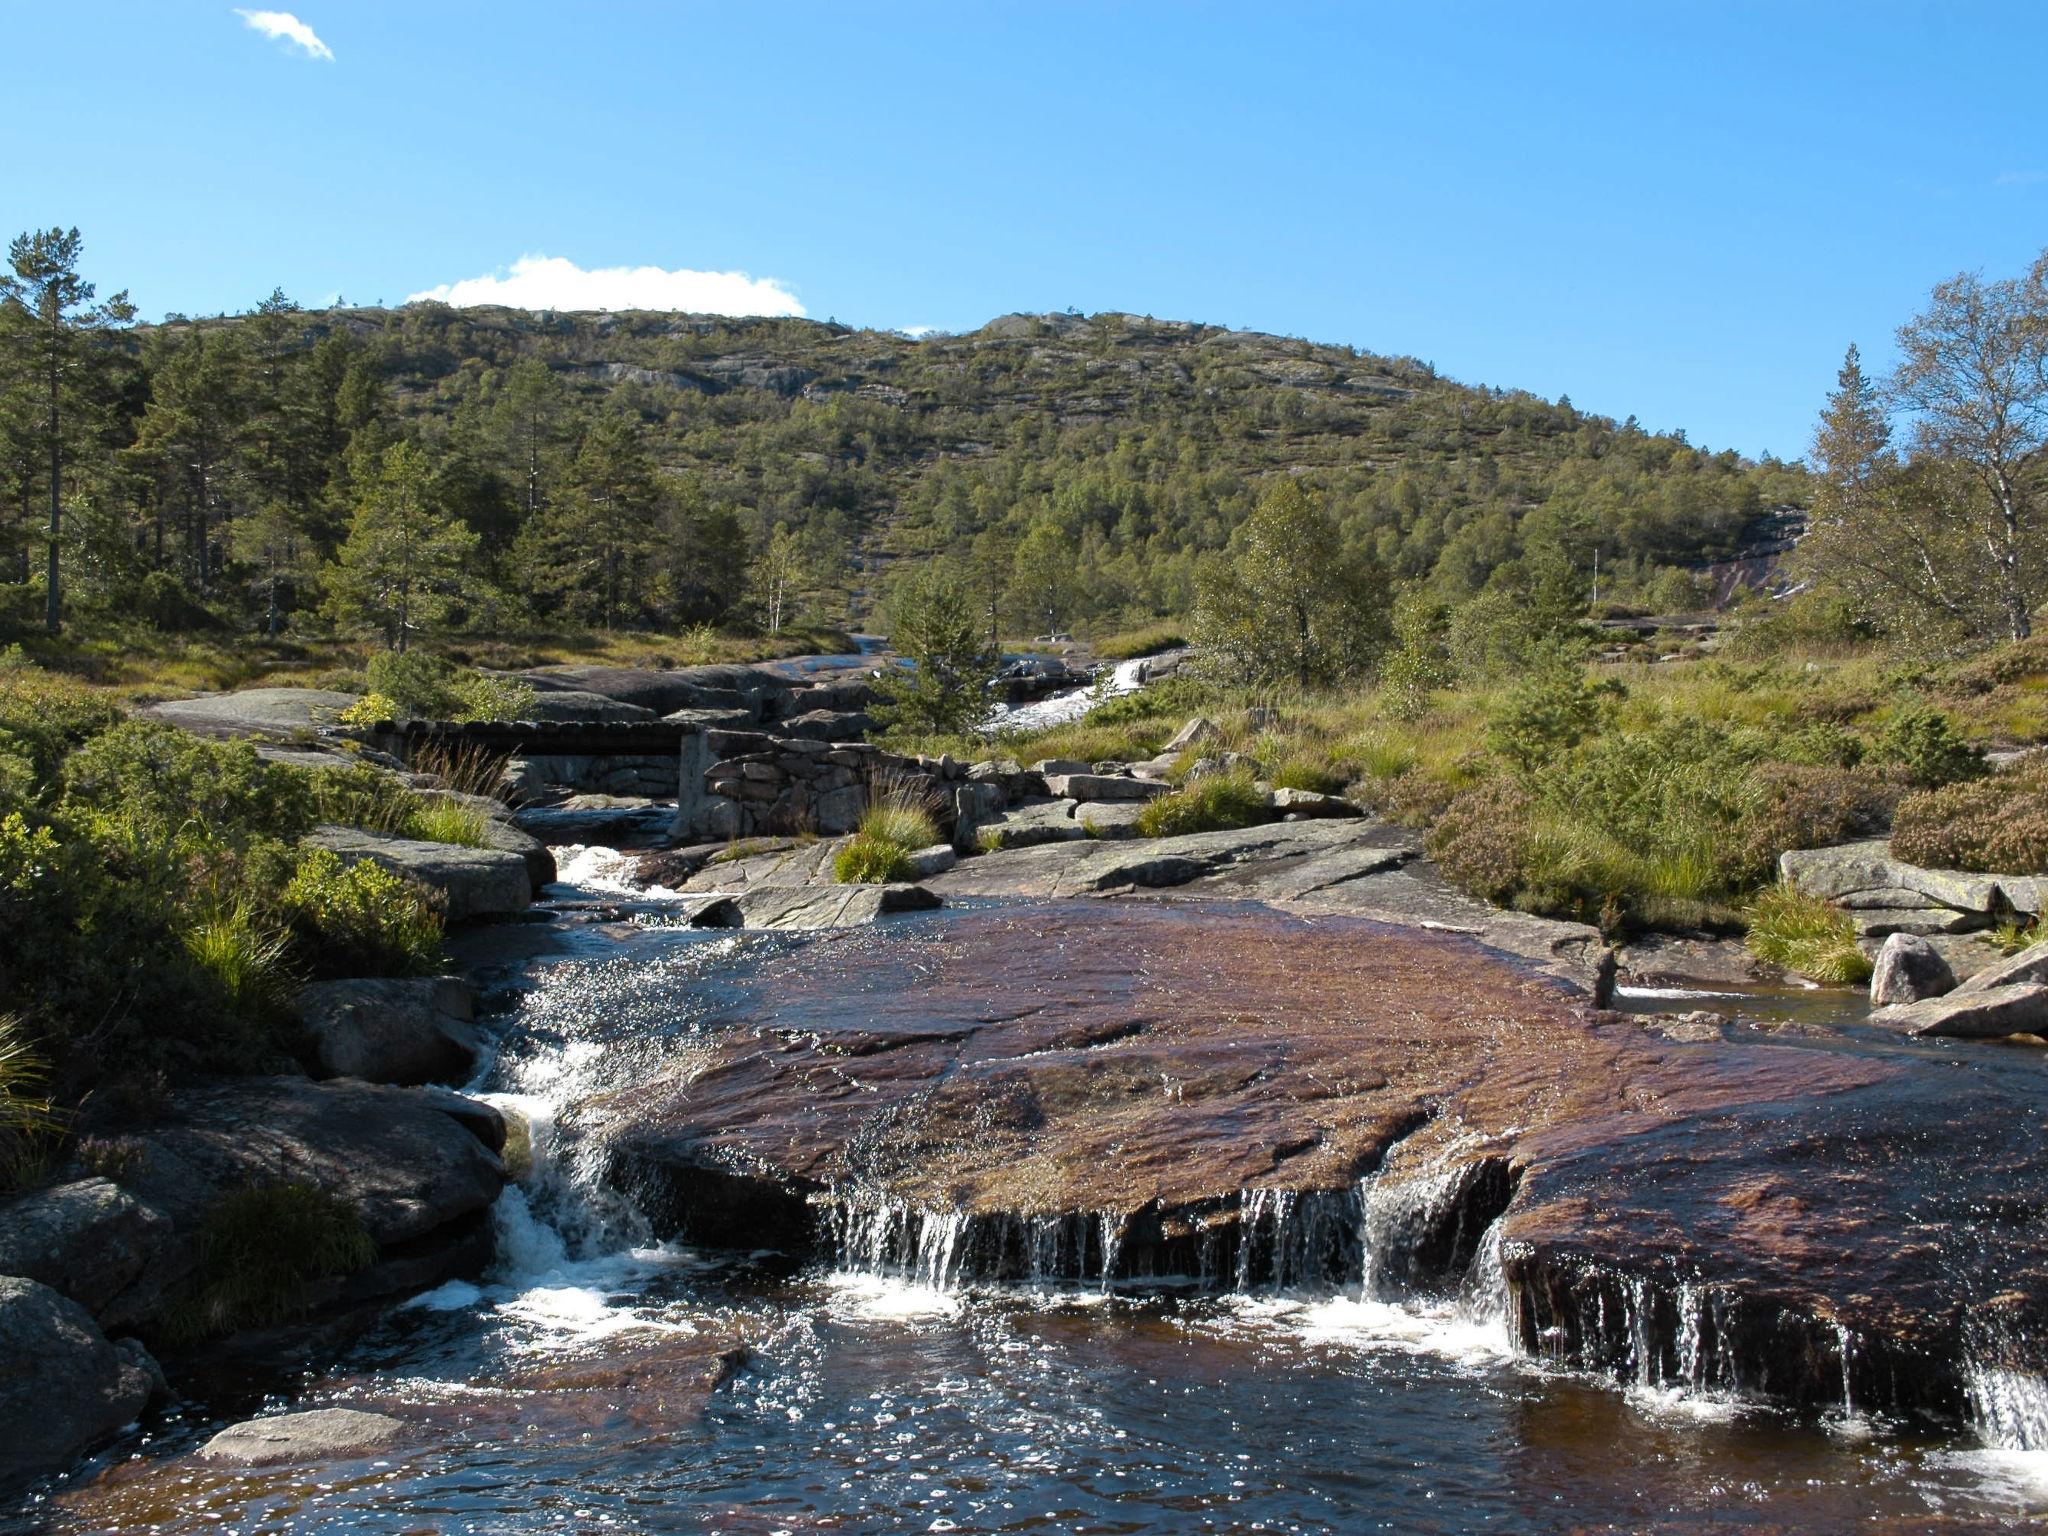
[1869,933,1958,1007]
[1780,840,2043,932]
[199,1407,405,1466]
[522,664,791,719]
[0,1277,160,1481]
[0,1179,171,1326]
[295,977,483,1086]
[305,825,533,921]
[142,688,360,740]
[92,1076,506,1323]
[1869,982,2048,1038]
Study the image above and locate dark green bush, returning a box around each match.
[1484,647,1621,772]
[1137,770,1269,837]
[363,651,534,722]
[172,1181,377,1339]
[1780,721,1867,770]
[1890,763,2048,873]
[1868,706,1986,788]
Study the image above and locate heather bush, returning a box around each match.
[1425,778,1532,906]
[1890,762,2048,873]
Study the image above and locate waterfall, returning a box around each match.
[1967,1365,2048,1451]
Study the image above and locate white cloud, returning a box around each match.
[1995,170,2045,188]
[408,255,806,316]
[235,9,334,60]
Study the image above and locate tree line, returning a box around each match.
[3,225,1816,657]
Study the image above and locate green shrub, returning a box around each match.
[1732,763,1903,884]
[858,793,940,853]
[279,848,444,977]
[173,1182,377,1340]
[1989,919,2045,957]
[1094,625,1188,662]
[1270,750,1347,795]
[362,651,536,722]
[1780,721,1867,770]
[1485,647,1621,772]
[1083,675,1217,729]
[338,690,399,726]
[834,834,915,884]
[1890,762,2048,873]
[1867,706,1986,788]
[0,650,121,786]
[406,799,491,848]
[1744,884,1871,984]
[1137,770,1268,838]
[62,721,312,852]
[1943,635,2048,694]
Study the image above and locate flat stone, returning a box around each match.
[1869,933,1957,1008]
[305,825,534,922]
[694,882,941,930]
[1043,773,1169,802]
[981,799,1090,850]
[904,844,958,879]
[199,1407,404,1466]
[1029,759,1093,777]
[1164,717,1219,753]
[1071,801,1148,837]
[1955,938,2048,995]
[142,688,360,740]
[518,690,656,723]
[1780,841,2004,915]
[1851,906,1989,938]
[1870,982,2048,1038]
[1269,788,1363,819]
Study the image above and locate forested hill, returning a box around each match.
[5,292,1810,640]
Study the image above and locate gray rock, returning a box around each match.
[695,883,942,930]
[663,706,760,730]
[1030,759,1093,777]
[981,799,1091,850]
[1780,841,2007,919]
[1953,937,2048,995]
[0,1179,171,1323]
[1870,933,1958,1007]
[113,1076,506,1256]
[305,825,534,922]
[0,1277,158,1481]
[1870,983,2048,1038]
[1071,801,1148,837]
[522,663,790,718]
[1164,717,1220,754]
[199,1407,405,1466]
[1042,772,1169,803]
[779,708,873,742]
[904,844,959,880]
[1852,906,1987,938]
[517,690,656,723]
[294,977,483,1086]
[1269,788,1362,819]
[950,782,1007,853]
[142,688,361,740]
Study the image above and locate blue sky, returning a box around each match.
[5,2,2044,460]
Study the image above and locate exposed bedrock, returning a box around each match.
[573,901,2048,1426]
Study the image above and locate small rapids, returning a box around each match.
[22,899,2048,1534]
[984,654,1149,732]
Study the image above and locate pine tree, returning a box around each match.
[0,228,133,632]
[326,441,477,651]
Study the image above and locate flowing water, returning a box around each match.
[19,870,2048,1534]
[985,656,1150,733]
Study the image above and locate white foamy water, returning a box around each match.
[825,1272,965,1322]
[549,843,687,900]
[985,656,1149,733]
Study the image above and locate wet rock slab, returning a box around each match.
[577,900,2048,1424]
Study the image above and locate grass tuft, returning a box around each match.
[1744,884,1872,985]
[1137,770,1269,838]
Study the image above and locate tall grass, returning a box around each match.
[183,902,293,1013]
[1137,770,1268,838]
[1744,884,1872,985]
[0,1015,61,1187]
[836,779,943,884]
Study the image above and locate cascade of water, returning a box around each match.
[1966,1364,2048,1451]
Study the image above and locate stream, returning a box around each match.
[19,856,2048,1535]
